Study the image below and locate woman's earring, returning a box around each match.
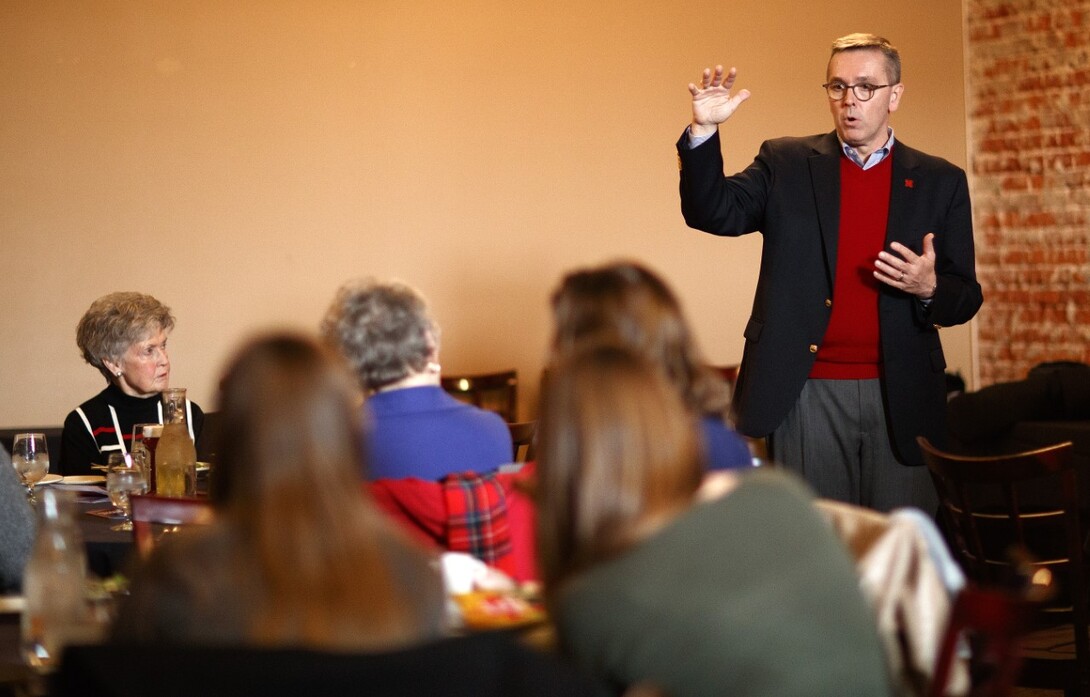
[426,361,441,374]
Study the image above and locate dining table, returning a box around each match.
[75,498,135,580]
[0,491,132,696]
[0,475,211,695]
[0,468,558,693]
[51,470,212,580]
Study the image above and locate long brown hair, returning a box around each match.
[536,342,704,597]
[213,332,430,648]
[551,261,732,419]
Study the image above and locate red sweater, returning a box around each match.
[810,155,892,379]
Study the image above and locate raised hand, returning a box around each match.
[688,65,752,138]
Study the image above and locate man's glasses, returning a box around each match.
[822,81,893,102]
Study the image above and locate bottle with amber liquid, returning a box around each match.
[155,387,196,497]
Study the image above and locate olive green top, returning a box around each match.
[555,470,892,697]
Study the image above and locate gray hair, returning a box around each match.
[76,292,175,381]
[320,279,439,392]
[830,33,901,84]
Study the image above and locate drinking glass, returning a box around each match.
[137,423,162,493]
[106,465,147,532]
[11,433,50,503]
[131,423,154,480]
[105,452,128,469]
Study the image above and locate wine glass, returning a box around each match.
[11,433,50,503]
[106,464,147,532]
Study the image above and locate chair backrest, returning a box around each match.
[917,436,1089,689]
[917,437,1080,584]
[129,494,215,558]
[929,583,1049,697]
[53,631,604,697]
[0,426,64,464]
[196,410,220,464]
[507,421,536,462]
[441,370,518,422]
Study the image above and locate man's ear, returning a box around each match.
[888,83,904,113]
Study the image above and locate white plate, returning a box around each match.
[38,474,63,485]
[60,475,106,485]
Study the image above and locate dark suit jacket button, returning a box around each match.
[809,344,818,353]
[824,298,832,308]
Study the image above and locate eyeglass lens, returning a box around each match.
[826,83,879,101]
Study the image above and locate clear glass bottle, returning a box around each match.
[156,387,197,497]
[21,488,88,672]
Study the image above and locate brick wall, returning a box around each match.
[965,0,1090,385]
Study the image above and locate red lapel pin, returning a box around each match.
[905,179,914,188]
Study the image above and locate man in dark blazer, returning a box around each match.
[677,33,982,511]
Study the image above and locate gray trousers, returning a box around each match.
[769,378,937,513]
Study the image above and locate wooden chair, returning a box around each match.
[507,421,536,462]
[929,580,1054,697]
[129,494,215,558]
[196,410,220,464]
[54,631,604,697]
[441,370,518,423]
[918,436,1090,696]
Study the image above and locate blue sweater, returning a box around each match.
[701,415,753,470]
[363,386,513,480]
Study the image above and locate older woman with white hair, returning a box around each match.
[322,279,511,480]
[60,292,204,476]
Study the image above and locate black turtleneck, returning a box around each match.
[59,383,204,476]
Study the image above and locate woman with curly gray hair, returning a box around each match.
[59,292,204,476]
[322,279,511,480]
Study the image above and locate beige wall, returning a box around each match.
[0,1,972,428]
